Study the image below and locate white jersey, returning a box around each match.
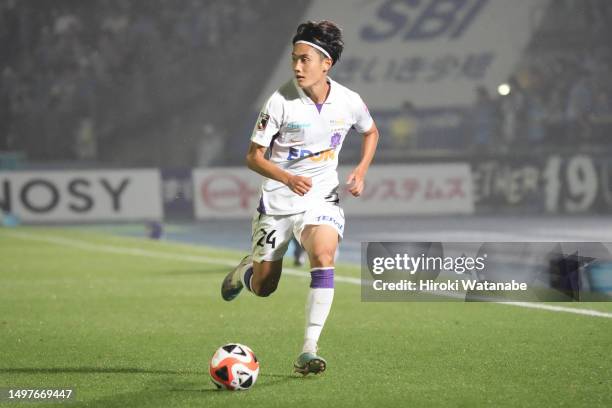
[251,77,373,215]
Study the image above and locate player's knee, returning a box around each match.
[308,249,335,267]
[251,279,278,297]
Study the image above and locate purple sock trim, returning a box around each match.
[244,267,253,292]
[310,268,334,288]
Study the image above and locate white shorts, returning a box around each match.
[250,202,345,262]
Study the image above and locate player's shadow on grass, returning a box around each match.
[0,367,208,375]
[161,268,226,276]
[2,368,312,392]
[170,372,302,393]
[85,374,306,406]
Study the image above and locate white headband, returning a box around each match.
[295,40,332,60]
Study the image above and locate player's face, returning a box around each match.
[291,43,332,88]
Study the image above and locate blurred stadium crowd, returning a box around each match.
[467,0,612,152]
[0,0,305,166]
[0,0,611,168]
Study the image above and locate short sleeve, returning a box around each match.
[352,94,374,134]
[251,94,283,147]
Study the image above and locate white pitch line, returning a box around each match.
[495,301,612,318]
[2,230,611,319]
[1,231,362,285]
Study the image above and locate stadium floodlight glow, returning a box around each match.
[498,83,511,96]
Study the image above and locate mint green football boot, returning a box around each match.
[221,255,251,301]
[293,352,327,376]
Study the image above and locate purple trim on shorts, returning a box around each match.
[310,268,334,288]
[244,267,253,292]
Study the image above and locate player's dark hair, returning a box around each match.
[292,20,344,66]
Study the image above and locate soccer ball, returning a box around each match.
[209,343,260,391]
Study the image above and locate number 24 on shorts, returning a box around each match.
[256,229,277,249]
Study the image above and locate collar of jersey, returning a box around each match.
[293,77,337,106]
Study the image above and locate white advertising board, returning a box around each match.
[193,163,473,218]
[0,170,163,222]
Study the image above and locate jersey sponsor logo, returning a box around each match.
[257,112,270,131]
[287,147,336,162]
[329,118,347,126]
[285,121,311,132]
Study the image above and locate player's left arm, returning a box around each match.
[346,122,379,197]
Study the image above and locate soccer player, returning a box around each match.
[221,20,379,375]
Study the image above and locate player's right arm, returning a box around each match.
[249,93,311,196]
[246,142,312,196]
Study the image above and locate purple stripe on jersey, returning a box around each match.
[315,103,323,113]
[268,132,280,154]
[310,268,334,288]
[257,196,266,214]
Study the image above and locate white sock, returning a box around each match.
[302,287,334,353]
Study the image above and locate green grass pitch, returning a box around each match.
[1,227,611,407]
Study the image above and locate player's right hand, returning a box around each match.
[287,175,312,196]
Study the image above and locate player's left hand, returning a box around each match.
[346,168,365,197]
